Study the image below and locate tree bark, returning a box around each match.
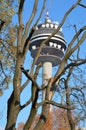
[67,110,75,130]
[5,55,24,130]
[65,68,75,130]
[5,91,20,130]
[33,104,50,130]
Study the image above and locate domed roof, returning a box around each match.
[32,17,64,39]
[36,16,62,32]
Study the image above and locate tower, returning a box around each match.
[29,14,66,100]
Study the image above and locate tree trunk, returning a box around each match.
[23,107,37,130]
[24,84,39,130]
[33,103,50,130]
[67,110,75,130]
[65,79,75,130]
[5,55,23,130]
[5,92,20,130]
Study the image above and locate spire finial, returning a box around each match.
[46,9,49,19]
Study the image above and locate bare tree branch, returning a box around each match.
[79,3,86,8]
[65,67,76,130]
[18,0,25,53]
[53,26,86,82]
[71,87,86,101]
[20,79,30,92]
[20,66,41,91]
[20,63,41,92]
[35,0,46,26]
[20,97,32,110]
[22,0,38,46]
[66,32,86,60]
[22,0,46,58]
[22,26,35,56]
[53,31,86,85]
[66,26,86,59]
[21,66,37,85]
[18,0,24,25]
[65,59,86,70]
[53,59,86,86]
[34,63,42,80]
[73,24,80,59]
[36,100,75,110]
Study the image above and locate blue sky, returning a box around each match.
[0,0,86,129]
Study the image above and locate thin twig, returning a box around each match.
[79,3,86,8]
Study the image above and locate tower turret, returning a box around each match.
[29,16,66,66]
[29,15,67,104]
